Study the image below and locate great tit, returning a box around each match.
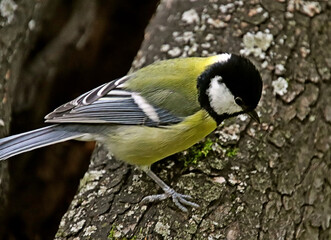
[0,53,262,212]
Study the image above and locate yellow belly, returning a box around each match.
[105,110,217,166]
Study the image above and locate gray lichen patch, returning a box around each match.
[154,221,171,238]
[215,123,241,145]
[0,0,17,26]
[272,77,288,96]
[287,0,322,18]
[240,30,274,59]
[83,225,97,237]
[181,9,200,25]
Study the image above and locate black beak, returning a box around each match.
[247,110,260,123]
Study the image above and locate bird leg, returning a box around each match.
[140,166,199,212]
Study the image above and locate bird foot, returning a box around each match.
[141,188,199,212]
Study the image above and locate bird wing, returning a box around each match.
[45,76,182,127]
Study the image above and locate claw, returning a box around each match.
[141,188,200,212]
[141,194,168,204]
[140,167,200,212]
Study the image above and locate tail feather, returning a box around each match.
[0,125,85,160]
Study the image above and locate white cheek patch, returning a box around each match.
[207,76,242,115]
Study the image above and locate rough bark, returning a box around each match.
[0,0,158,239]
[0,0,330,239]
[55,0,331,239]
[0,0,61,229]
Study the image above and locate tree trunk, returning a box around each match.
[55,0,331,239]
[1,0,330,239]
[0,0,158,239]
[0,0,61,236]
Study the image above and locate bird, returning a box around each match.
[0,53,262,212]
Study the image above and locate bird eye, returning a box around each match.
[235,97,244,106]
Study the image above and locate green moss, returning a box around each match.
[108,225,116,240]
[181,138,214,167]
[225,147,238,158]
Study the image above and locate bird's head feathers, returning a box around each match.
[197,53,262,124]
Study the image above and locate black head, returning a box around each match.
[197,54,263,124]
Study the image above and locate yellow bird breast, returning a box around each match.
[105,110,217,166]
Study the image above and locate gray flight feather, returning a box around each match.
[45,76,182,127]
[44,77,128,119]
[0,125,85,160]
